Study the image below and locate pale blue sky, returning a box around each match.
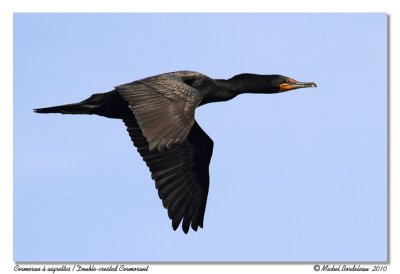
[14,13,387,262]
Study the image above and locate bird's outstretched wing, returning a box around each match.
[123,117,214,233]
[117,72,205,152]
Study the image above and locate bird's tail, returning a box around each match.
[34,102,95,115]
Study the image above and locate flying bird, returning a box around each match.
[34,71,316,233]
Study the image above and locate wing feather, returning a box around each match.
[123,116,213,234]
[117,72,207,152]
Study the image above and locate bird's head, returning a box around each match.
[224,73,317,95]
[273,75,317,92]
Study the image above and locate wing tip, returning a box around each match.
[172,221,202,234]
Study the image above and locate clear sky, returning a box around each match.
[14,13,387,262]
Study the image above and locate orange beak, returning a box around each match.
[279,78,317,92]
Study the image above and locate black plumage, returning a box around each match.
[34,70,316,233]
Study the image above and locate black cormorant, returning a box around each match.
[34,71,317,233]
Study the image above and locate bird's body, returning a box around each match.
[35,71,316,233]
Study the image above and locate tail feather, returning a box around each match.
[34,102,95,115]
[34,91,130,119]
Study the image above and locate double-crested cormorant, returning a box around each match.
[34,71,316,233]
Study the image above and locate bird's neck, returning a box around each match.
[216,74,280,95]
[200,74,279,106]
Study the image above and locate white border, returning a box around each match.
[1,1,397,273]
